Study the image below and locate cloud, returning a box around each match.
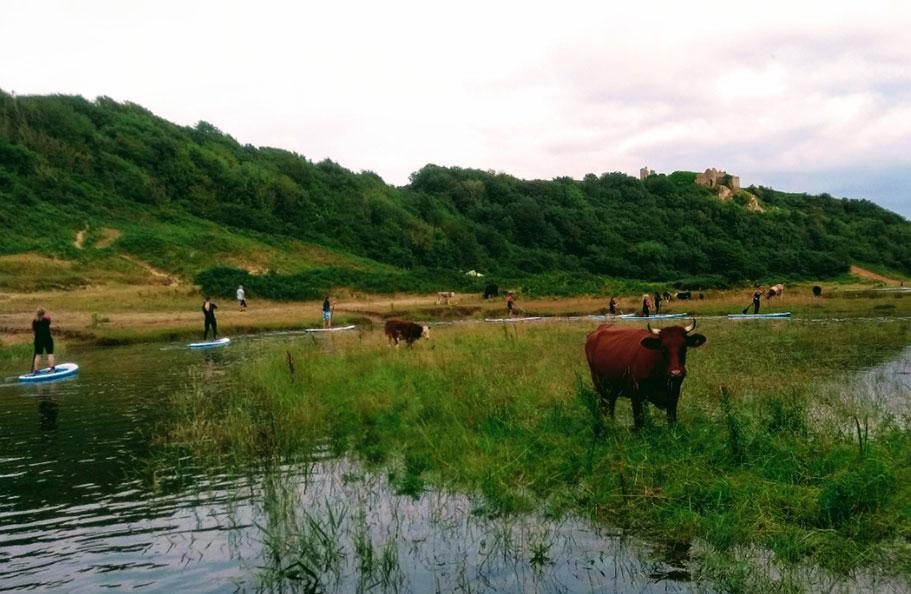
[0,0,909,214]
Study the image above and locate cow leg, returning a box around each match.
[667,397,679,424]
[631,396,646,430]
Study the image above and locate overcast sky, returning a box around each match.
[2,0,909,217]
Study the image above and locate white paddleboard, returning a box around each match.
[485,317,543,323]
[18,362,80,383]
[728,312,791,319]
[617,313,688,320]
[305,325,356,333]
[188,337,231,349]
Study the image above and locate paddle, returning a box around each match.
[741,303,751,314]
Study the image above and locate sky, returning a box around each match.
[1,0,909,217]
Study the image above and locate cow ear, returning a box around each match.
[686,334,707,348]
[640,336,662,350]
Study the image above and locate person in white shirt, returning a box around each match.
[237,285,247,311]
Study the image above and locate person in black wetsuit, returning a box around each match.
[608,296,618,315]
[32,308,55,373]
[752,288,762,314]
[202,297,218,340]
[654,292,662,314]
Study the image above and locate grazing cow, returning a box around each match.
[585,321,706,428]
[675,291,692,300]
[662,291,673,302]
[767,284,785,299]
[483,284,499,299]
[436,291,455,305]
[812,285,822,297]
[384,319,430,346]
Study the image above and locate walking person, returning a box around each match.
[236,284,247,311]
[31,308,55,373]
[202,297,218,340]
[322,295,333,328]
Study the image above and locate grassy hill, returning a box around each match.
[1,90,910,298]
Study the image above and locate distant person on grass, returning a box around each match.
[202,297,218,340]
[31,308,54,373]
[323,295,333,328]
[236,285,247,311]
[506,292,515,317]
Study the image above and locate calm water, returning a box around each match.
[0,335,693,593]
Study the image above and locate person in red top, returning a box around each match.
[506,292,515,317]
[32,308,55,373]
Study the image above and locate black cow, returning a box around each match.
[812,285,822,297]
[483,284,499,299]
[675,291,692,300]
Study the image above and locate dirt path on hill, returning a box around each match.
[850,265,899,285]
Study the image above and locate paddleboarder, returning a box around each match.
[322,295,333,328]
[742,287,762,315]
[236,284,247,311]
[506,292,515,317]
[654,292,662,314]
[202,297,218,340]
[31,308,55,373]
[641,294,651,317]
[608,296,618,315]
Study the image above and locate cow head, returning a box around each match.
[421,325,430,339]
[640,320,706,380]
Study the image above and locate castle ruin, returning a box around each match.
[695,168,740,191]
[639,166,655,181]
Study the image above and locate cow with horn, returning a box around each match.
[584,320,707,429]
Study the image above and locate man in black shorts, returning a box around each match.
[202,297,218,339]
[32,308,55,373]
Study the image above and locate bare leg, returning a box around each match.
[48,354,55,370]
[33,354,41,372]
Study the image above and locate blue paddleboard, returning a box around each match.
[18,363,80,383]
[728,312,791,319]
[188,337,231,349]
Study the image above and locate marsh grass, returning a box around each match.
[162,319,911,588]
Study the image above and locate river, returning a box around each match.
[0,335,694,593]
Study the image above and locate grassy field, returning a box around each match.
[1,276,910,348]
[158,316,911,592]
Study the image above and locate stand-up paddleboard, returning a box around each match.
[617,313,689,320]
[305,325,356,333]
[18,363,79,383]
[485,316,543,323]
[188,337,231,349]
[728,312,791,319]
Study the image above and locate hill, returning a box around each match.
[1,90,910,298]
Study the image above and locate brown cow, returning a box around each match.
[585,321,706,428]
[766,283,784,299]
[384,319,430,346]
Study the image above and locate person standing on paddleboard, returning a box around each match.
[506,292,515,317]
[654,292,662,314]
[752,287,762,314]
[31,308,55,373]
[641,294,651,317]
[236,285,247,311]
[202,297,218,340]
[608,296,618,315]
[322,295,333,328]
